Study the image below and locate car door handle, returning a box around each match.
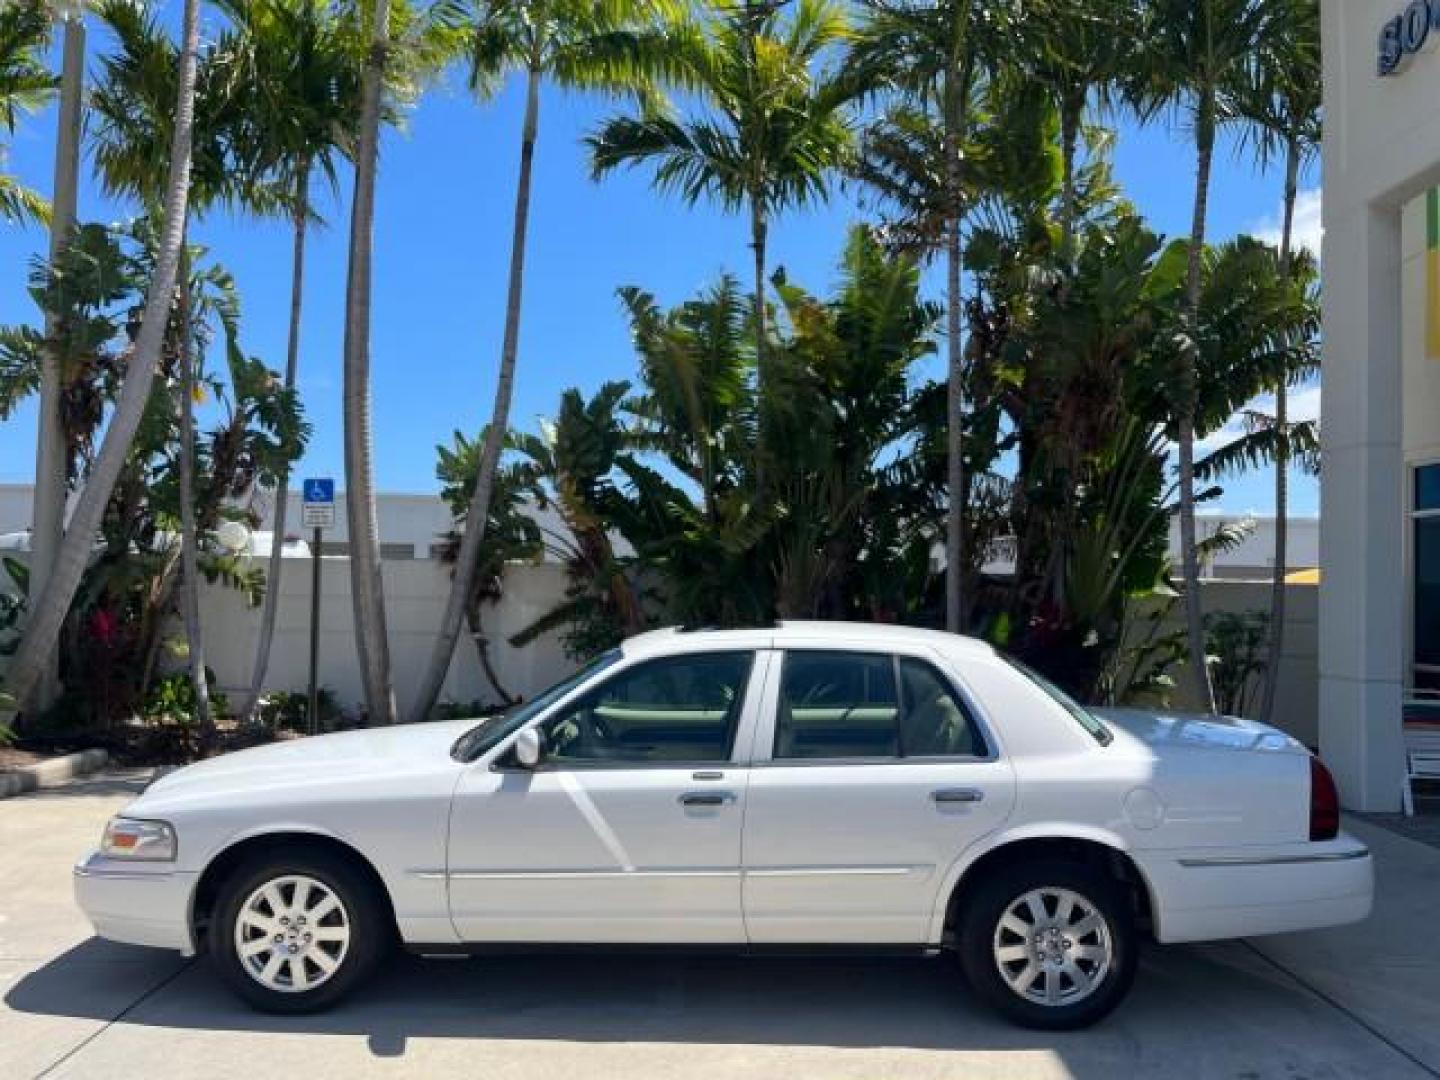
[931,788,984,804]
[679,791,736,807]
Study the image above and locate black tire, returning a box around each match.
[956,858,1137,1030]
[210,848,390,1013]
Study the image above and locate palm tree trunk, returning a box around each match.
[944,86,965,634]
[1260,138,1300,724]
[26,12,86,716]
[1059,96,1080,260]
[466,603,516,706]
[1179,102,1217,714]
[238,167,311,725]
[176,241,213,739]
[751,197,768,491]
[409,64,541,723]
[343,0,397,725]
[4,0,201,717]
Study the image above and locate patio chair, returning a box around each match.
[1403,691,1440,817]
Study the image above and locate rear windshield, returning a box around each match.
[1002,657,1113,746]
[450,649,622,762]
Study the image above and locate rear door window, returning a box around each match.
[774,651,986,760]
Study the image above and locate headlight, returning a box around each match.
[100,817,177,861]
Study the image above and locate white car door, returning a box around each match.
[742,645,1016,944]
[447,649,770,943]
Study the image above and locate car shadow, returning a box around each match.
[4,934,1387,1077]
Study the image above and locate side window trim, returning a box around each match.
[758,646,998,766]
[496,649,762,771]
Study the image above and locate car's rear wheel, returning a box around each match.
[957,858,1137,1029]
[211,849,389,1013]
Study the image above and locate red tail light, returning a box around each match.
[1309,755,1340,841]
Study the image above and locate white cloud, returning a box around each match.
[1249,187,1323,258]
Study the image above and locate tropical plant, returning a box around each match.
[2,219,305,728]
[3,0,202,720]
[588,0,856,479]
[1205,609,1269,716]
[434,428,544,705]
[509,382,651,659]
[1232,0,1321,722]
[518,226,946,650]
[410,0,673,723]
[87,0,270,737]
[0,0,53,225]
[1132,0,1267,712]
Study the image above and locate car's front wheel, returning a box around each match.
[957,858,1138,1030]
[211,849,389,1013]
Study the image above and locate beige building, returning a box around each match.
[1321,0,1440,809]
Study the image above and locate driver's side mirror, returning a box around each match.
[514,727,545,769]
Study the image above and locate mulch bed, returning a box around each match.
[14,722,297,767]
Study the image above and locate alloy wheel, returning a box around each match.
[233,874,351,994]
[991,886,1113,1007]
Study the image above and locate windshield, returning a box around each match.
[1002,656,1113,746]
[450,649,622,762]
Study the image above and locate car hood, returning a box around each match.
[135,718,477,806]
[1093,707,1307,756]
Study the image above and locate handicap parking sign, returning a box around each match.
[301,478,335,528]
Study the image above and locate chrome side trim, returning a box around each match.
[745,865,928,878]
[412,865,927,881]
[73,865,175,881]
[1178,848,1370,869]
[416,868,740,881]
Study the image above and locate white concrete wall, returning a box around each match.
[1161,582,1320,748]
[197,556,575,713]
[0,543,578,714]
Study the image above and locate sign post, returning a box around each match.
[301,479,335,736]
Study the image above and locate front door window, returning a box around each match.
[539,651,754,765]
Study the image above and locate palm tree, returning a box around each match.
[409,0,671,722]
[1016,0,1129,253]
[4,0,202,716]
[223,0,364,725]
[88,0,252,737]
[342,0,399,724]
[1231,0,1320,722]
[1133,0,1265,712]
[848,0,1003,632]
[0,0,52,226]
[588,0,855,481]
[28,0,85,714]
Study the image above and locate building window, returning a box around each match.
[1414,464,1440,692]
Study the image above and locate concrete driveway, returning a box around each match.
[3,772,1438,1080]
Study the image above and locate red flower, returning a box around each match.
[89,607,117,646]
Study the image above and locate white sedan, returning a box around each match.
[74,622,1372,1029]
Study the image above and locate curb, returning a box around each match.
[0,748,110,799]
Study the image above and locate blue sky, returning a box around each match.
[0,11,1322,518]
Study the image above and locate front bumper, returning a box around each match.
[74,850,198,954]
[1135,833,1374,944]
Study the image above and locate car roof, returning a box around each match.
[619,621,996,661]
